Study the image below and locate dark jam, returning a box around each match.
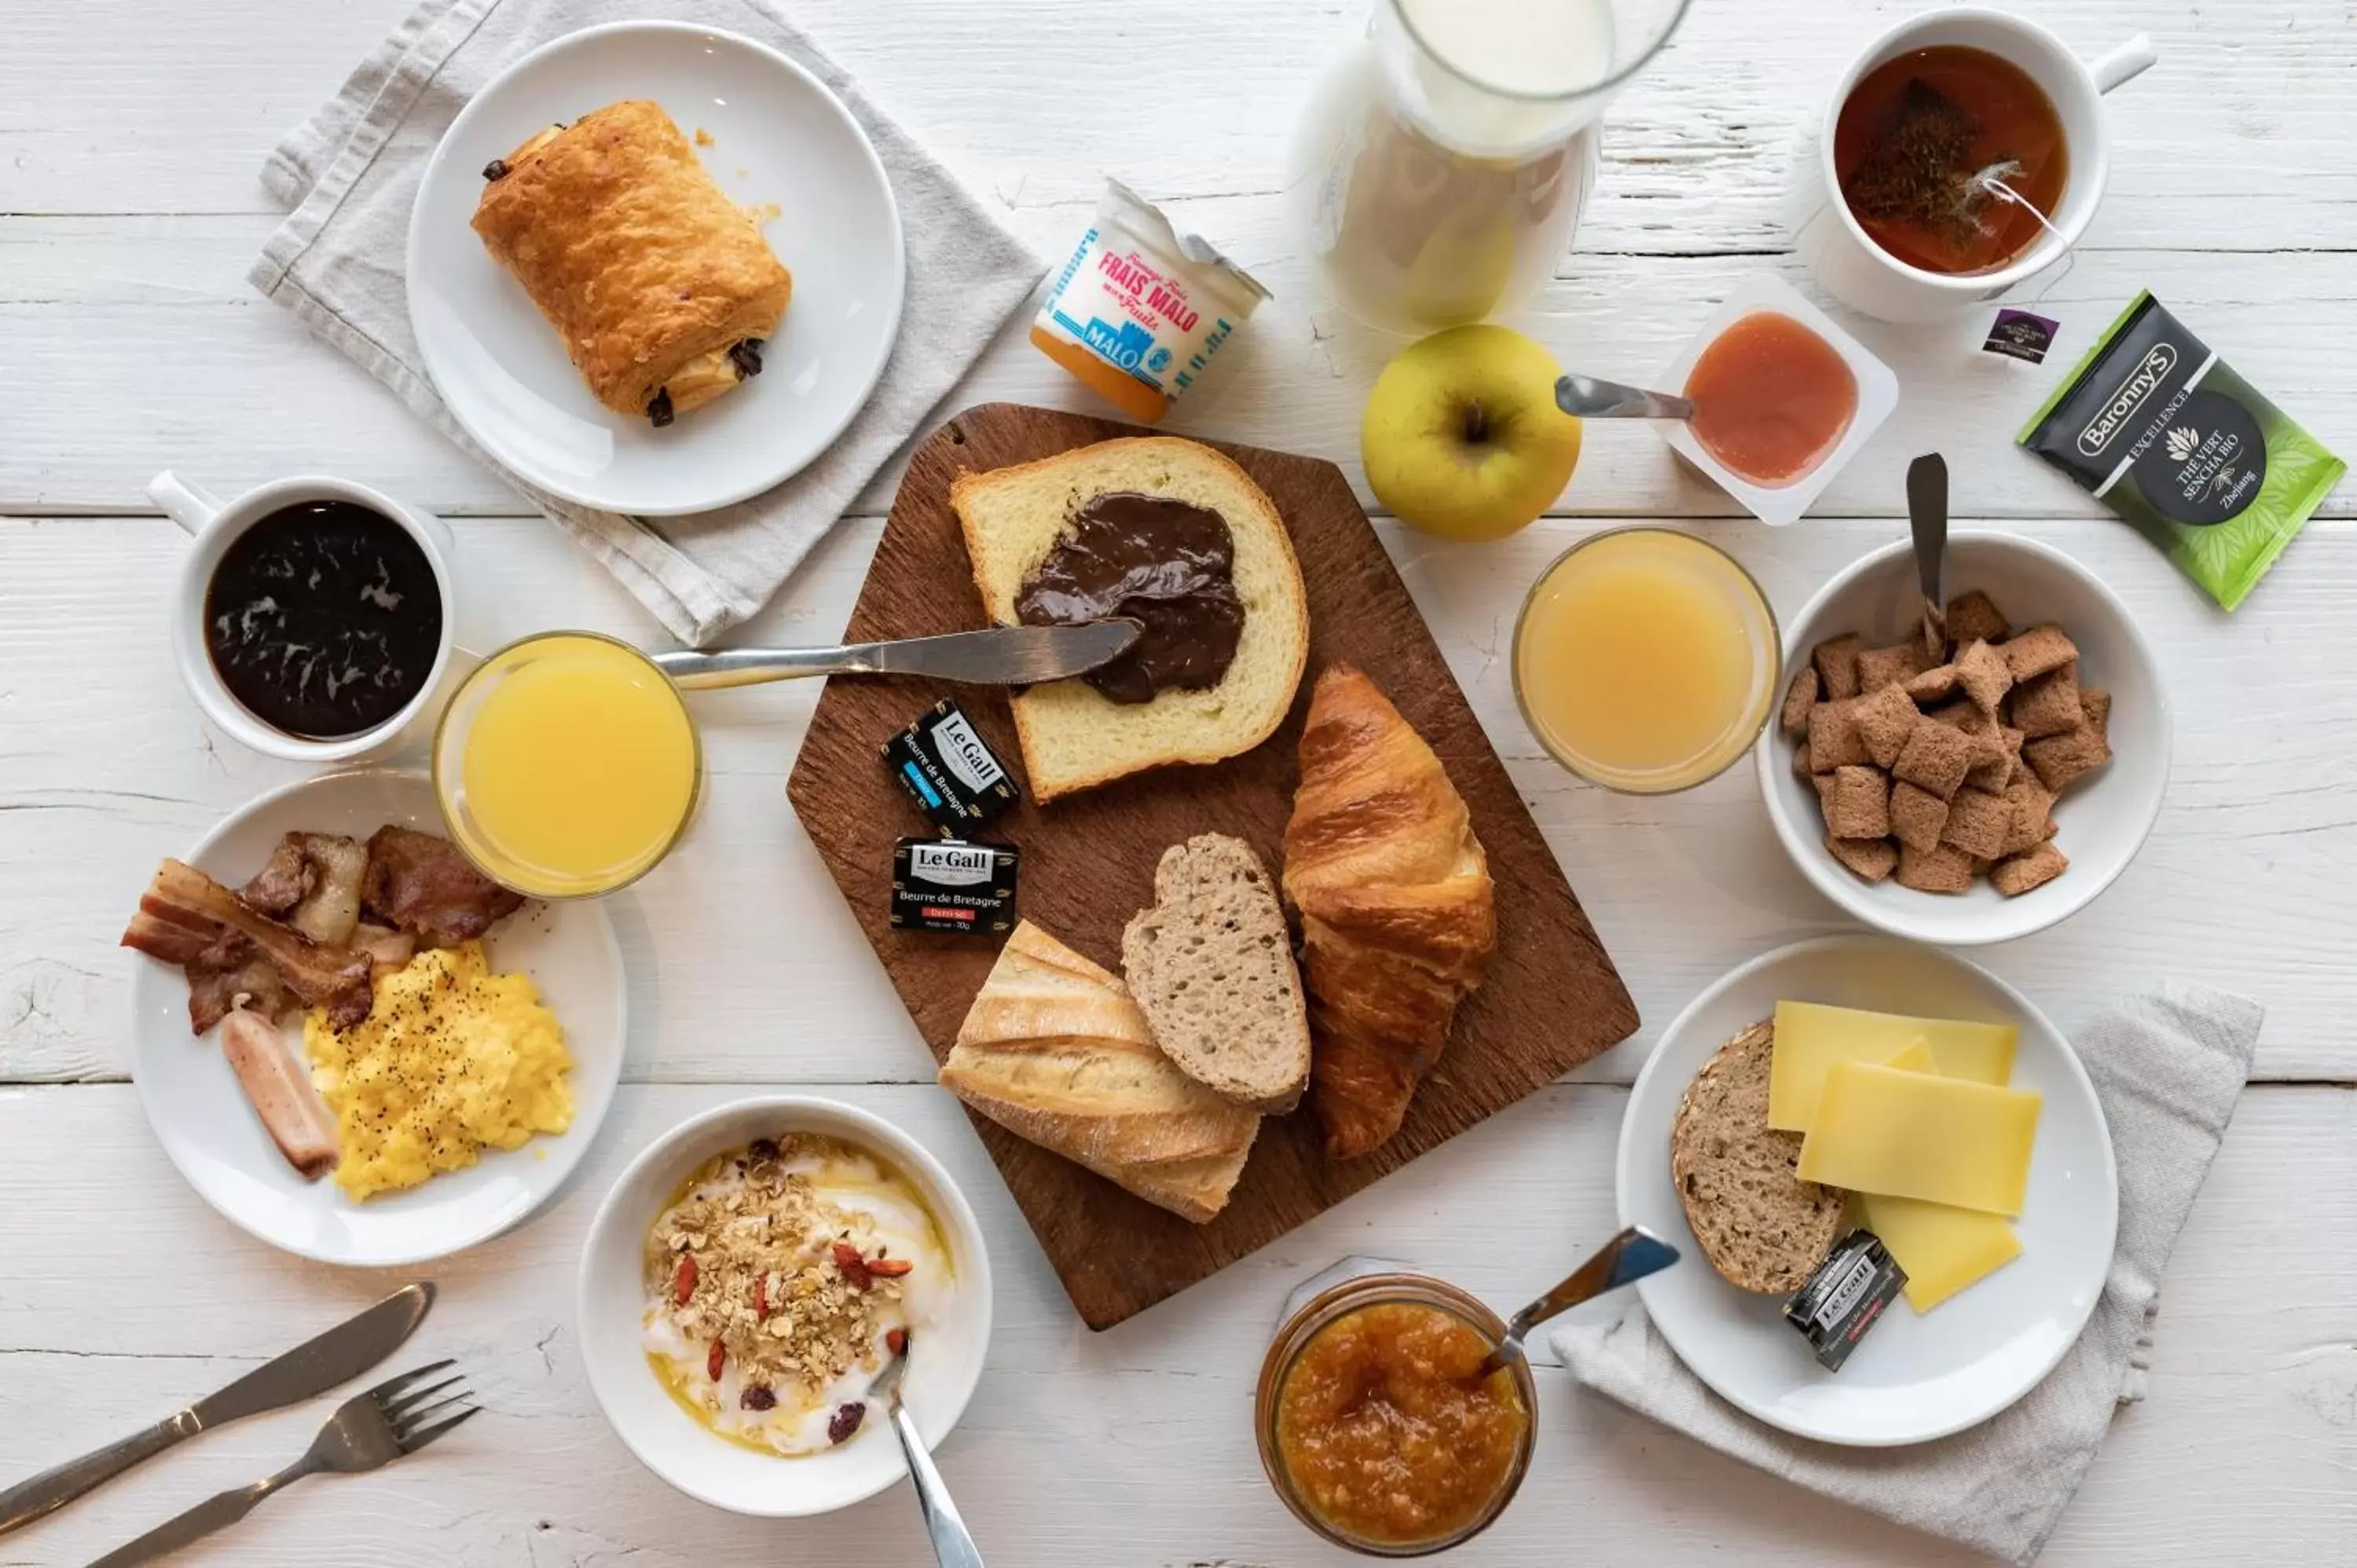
[203,500,443,739]
[1013,493,1243,705]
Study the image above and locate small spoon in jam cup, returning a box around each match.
[1475,1225,1681,1382]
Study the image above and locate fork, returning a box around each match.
[87,1362,477,1567]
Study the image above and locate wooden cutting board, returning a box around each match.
[786,403,1639,1328]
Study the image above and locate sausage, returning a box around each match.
[217,1008,340,1181]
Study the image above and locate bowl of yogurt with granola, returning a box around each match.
[578,1096,992,1515]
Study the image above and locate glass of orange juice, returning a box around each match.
[1512,528,1780,793]
[432,631,702,898]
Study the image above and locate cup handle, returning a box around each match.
[146,471,225,537]
[2091,33,2157,94]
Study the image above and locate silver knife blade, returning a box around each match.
[866,620,1141,683]
[191,1282,435,1430]
[651,619,1143,691]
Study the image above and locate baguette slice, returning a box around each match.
[1121,834,1310,1113]
[1670,1020,1846,1293]
[952,438,1308,802]
[940,921,1259,1223]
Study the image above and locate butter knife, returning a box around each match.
[651,620,1142,691]
[0,1282,434,1536]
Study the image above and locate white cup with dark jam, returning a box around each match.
[149,471,460,763]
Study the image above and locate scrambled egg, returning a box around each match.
[304,942,571,1201]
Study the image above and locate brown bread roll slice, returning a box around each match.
[1670,1020,1846,1292]
[1120,834,1310,1114]
[940,921,1259,1223]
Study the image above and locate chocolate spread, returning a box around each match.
[1014,492,1244,705]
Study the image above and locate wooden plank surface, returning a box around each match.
[786,405,1636,1326]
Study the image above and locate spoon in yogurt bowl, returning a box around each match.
[1475,1225,1682,1382]
[871,1334,984,1568]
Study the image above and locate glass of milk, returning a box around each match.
[1292,0,1690,333]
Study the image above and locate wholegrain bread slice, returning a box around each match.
[952,438,1308,802]
[1670,1020,1846,1293]
[1120,834,1310,1113]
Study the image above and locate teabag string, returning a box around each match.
[1968,159,2079,300]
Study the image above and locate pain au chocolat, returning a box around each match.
[471,101,792,427]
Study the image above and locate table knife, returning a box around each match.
[0,1282,434,1536]
[650,619,1142,691]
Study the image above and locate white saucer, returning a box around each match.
[128,768,626,1266]
[407,20,905,515]
[1617,934,2118,1446]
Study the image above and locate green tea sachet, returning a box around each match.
[2018,291,2344,610]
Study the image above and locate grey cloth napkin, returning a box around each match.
[251,0,1041,645]
[1553,984,2264,1565]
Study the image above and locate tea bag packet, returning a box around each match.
[2019,293,2345,611]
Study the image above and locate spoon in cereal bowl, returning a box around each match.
[870,1334,984,1568]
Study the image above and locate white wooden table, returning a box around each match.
[5,2,2355,1563]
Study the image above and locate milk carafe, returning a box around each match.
[1292,0,1689,333]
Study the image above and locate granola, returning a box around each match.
[642,1132,944,1455]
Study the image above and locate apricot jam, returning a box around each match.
[1271,1300,1531,1550]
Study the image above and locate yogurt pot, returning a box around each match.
[1651,273,1899,526]
[1030,178,1270,425]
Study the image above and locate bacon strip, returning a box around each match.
[123,859,374,1031]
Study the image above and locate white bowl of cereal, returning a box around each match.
[1755,532,2169,946]
[577,1096,992,1515]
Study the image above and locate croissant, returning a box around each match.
[940,921,1259,1222]
[1281,664,1495,1158]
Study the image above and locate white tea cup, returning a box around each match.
[1798,9,2157,324]
[148,471,464,764]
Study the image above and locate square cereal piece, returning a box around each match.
[1941,786,2011,859]
[1897,841,1976,894]
[1946,589,2010,647]
[2082,687,2112,740]
[2002,623,2078,682]
[1992,841,2069,897]
[1826,834,1899,884]
[1855,641,1929,694]
[1905,663,1960,704]
[1811,771,1838,812]
[1955,639,2014,714]
[2024,720,2112,793]
[1813,633,1868,701]
[1926,699,2010,766]
[1890,779,1951,852]
[1967,726,2023,793]
[1854,682,1922,769]
[1894,721,1974,799]
[1827,765,1892,838]
[1998,776,2057,855]
[1780,665,1820,738]
[1794,739,1817,779]
[2010,662,2084,739]
[1808,698,1870,771]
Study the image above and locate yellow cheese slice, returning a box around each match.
[1880,1039,1937,1073]
[1768,1001,2020,1132]
[1856,1039,2026,1310]
[1797,1062,2043,1214]
[1860,1193,2024,1311]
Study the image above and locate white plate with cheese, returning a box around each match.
[128,769,626,1266]
[1618,934,2117,1446]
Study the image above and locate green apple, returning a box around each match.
[1361,325,1583,541]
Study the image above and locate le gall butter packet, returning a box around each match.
[2019,291,2345,610]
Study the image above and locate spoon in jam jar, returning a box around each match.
[1475,1225,1682,1382]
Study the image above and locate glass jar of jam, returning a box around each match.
[1256,1264,1537,1556]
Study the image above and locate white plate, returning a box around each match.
[129,769,626,1266]
[407,21,905,515]
[1756,533,2172,947]
[1618,935,2117,1446]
